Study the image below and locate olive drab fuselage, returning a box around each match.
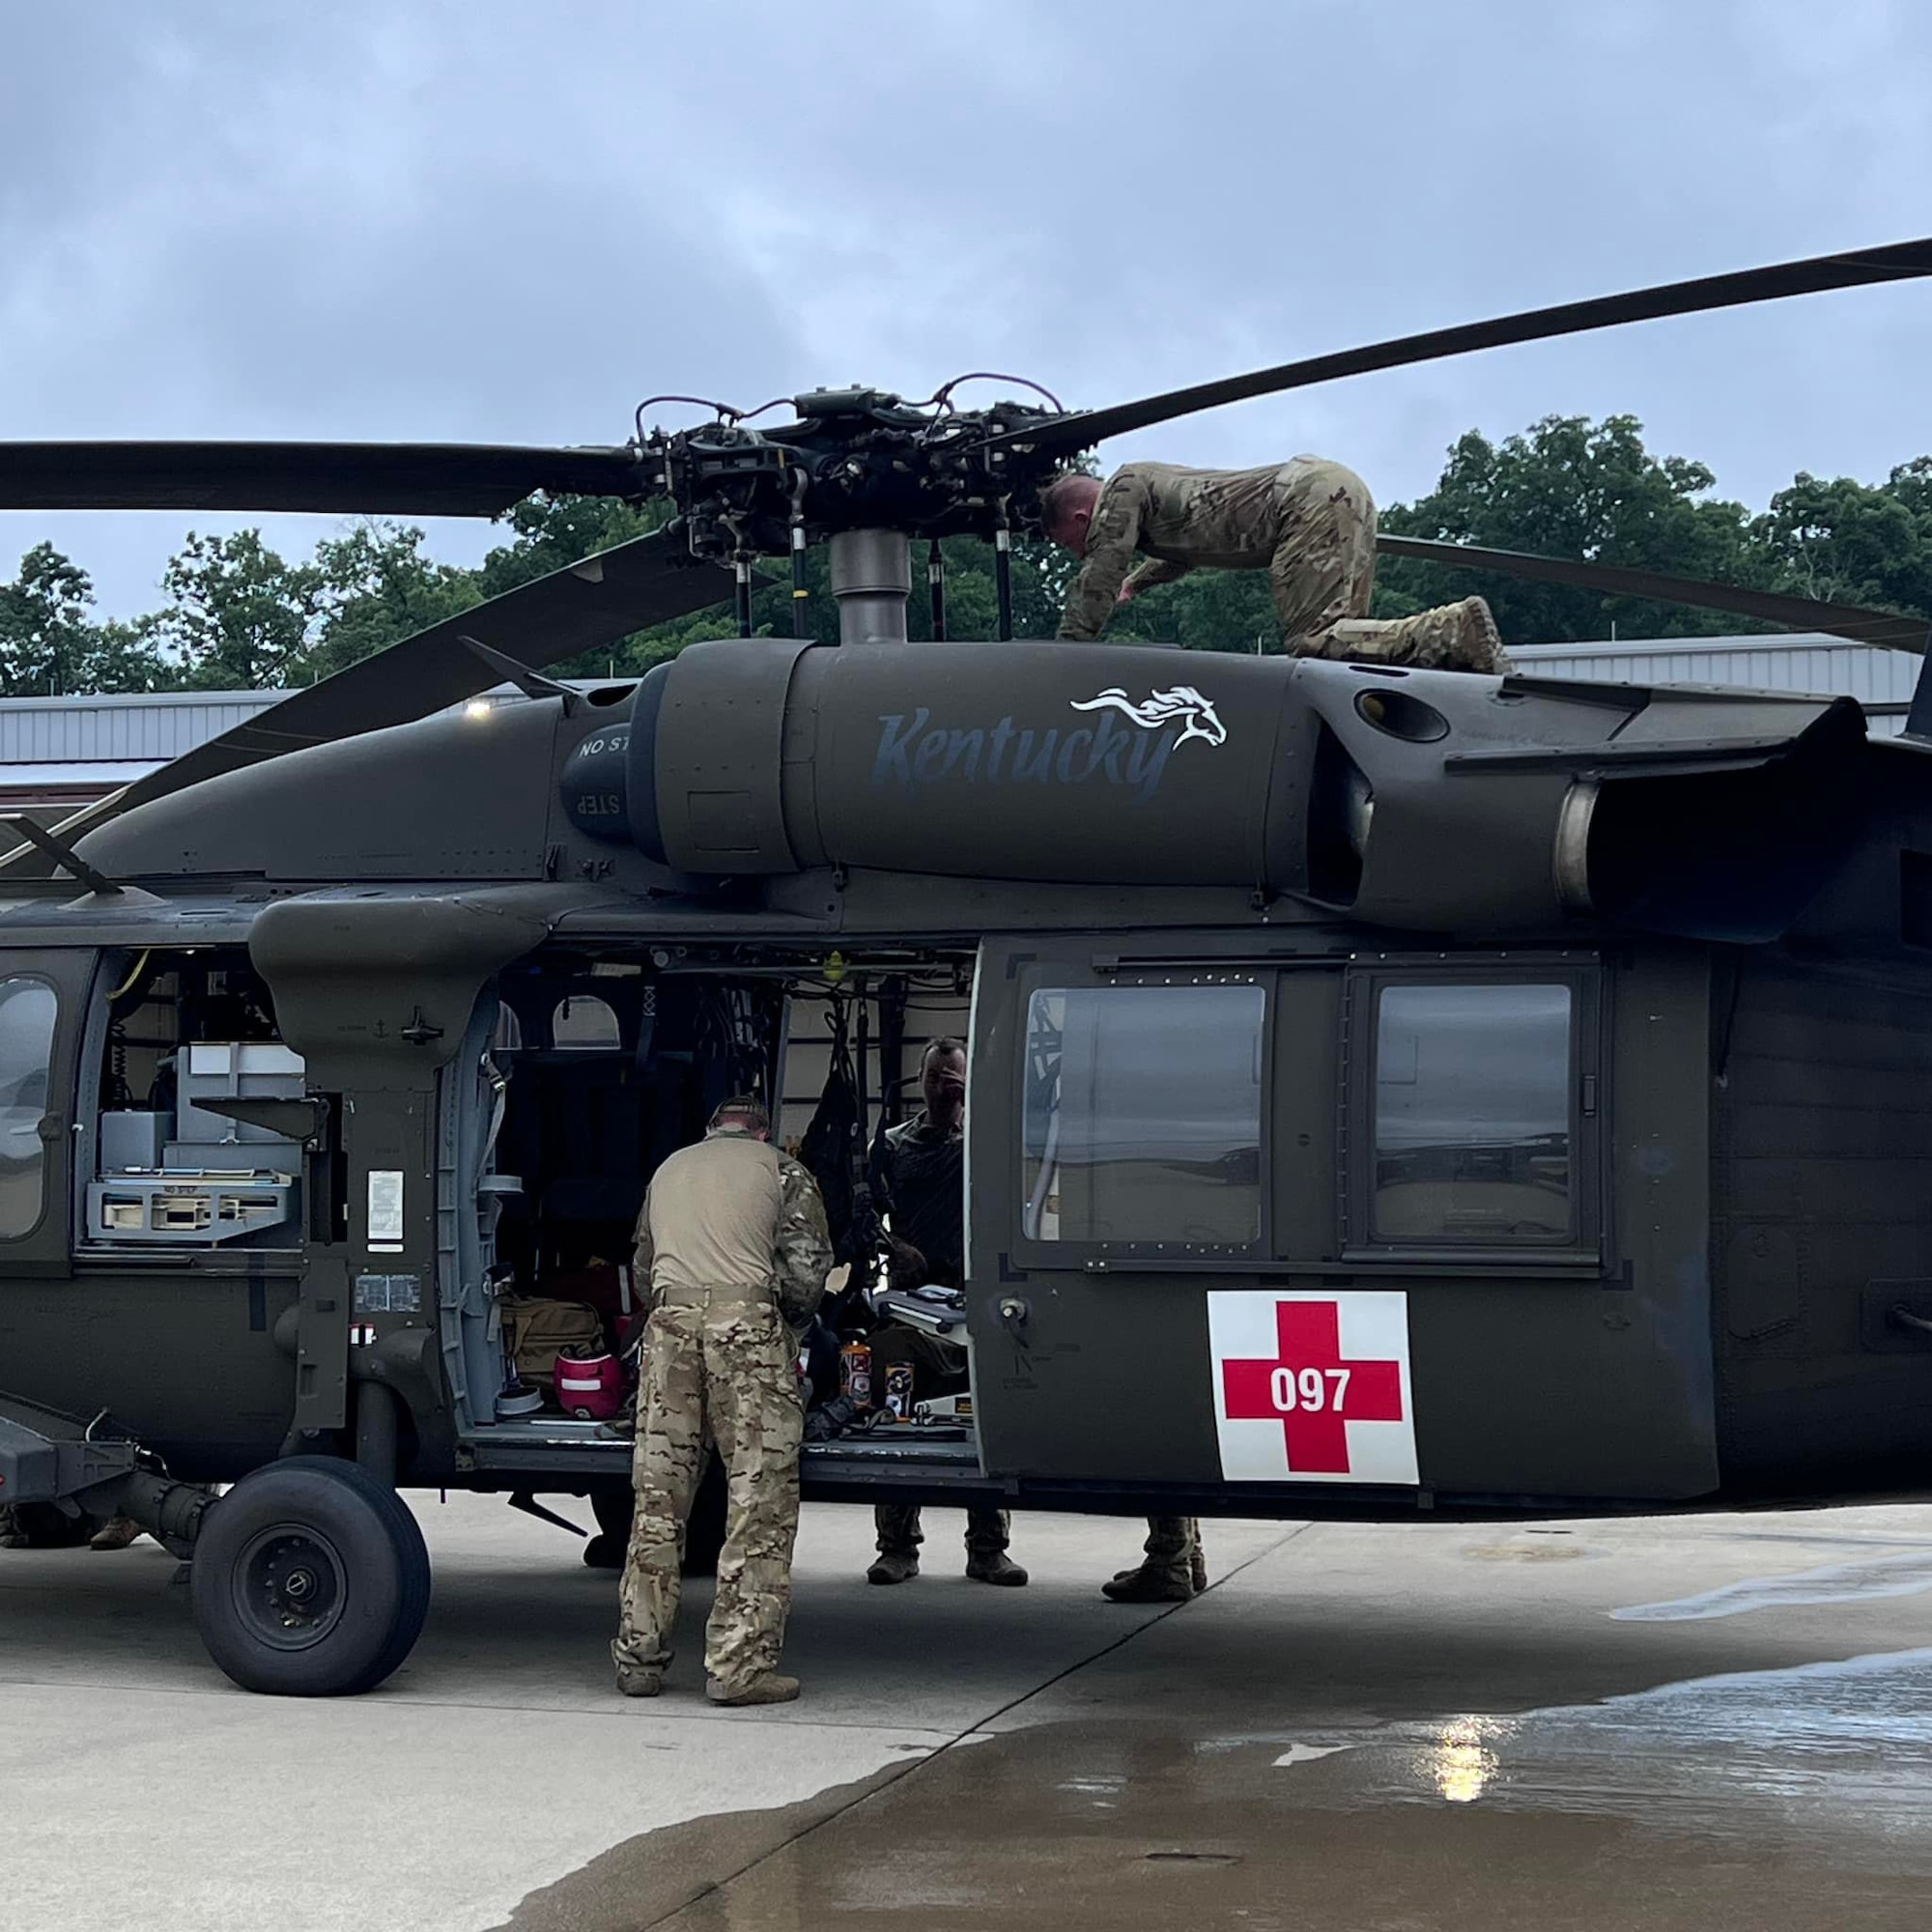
[2,639,1930,1523]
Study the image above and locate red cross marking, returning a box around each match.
[1220,1300,1405,1474]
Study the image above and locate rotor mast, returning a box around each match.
[828,528,914,645]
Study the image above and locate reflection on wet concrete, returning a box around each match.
[1614,1548,1932,1621]
[515,1645,1932,1930]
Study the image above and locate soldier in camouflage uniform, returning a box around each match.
[611,1094,832,1707]
[1039,461,1510,672]
[866,1039,1027,1589]
[1104,1516,1208,1604]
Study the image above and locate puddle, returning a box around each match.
[510,1647,1932,1931]
[1272,1743,1355,1768]
[1613,1549,1932,1622]
[1350,1646,1932,1857]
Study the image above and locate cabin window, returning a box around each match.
[0,977,57,1239]
[1369,981,1576,1246]
[552,994,621,1051]
[1022,982,1264,1249]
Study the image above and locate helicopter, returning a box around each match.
[2,235,1932,1699]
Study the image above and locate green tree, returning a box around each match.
[1372,414,1767,643]
[0,544,166,696]
[307,522,482,680]
[1752,469,1932,618]
[139,530,324,690]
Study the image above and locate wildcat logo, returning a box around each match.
[868,682,1230,805]
[1069,685,1228,750]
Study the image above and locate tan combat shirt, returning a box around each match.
[1058,460,1309,640]
[633,1127,833,1330]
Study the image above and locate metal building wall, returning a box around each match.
[1509,633,1920,736]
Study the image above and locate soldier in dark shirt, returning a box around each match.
[867,1038,1208,1604]
[866,1039,1027,1588]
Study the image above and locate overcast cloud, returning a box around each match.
[3,0,1930,616]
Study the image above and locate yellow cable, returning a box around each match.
[106,949,152,1003]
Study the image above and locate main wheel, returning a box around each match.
[583,1485,632,1570]
[582,1461,725,1577]
[683,1453,727,1577]
[189,1456,431,1696]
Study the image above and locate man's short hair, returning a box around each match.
[709,1094,771,1136]
[922,1037,966,1068]
[1036,471,1093,537]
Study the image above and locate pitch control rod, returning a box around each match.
[927,539,947,641]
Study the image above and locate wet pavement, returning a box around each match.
[9,1498,1932,1928]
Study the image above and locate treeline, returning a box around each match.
[5,413,1931,697]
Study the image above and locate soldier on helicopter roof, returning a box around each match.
[1038,460,1510,672]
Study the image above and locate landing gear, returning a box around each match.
[581,1457,727,1577]
[189,1457,431,1696]
[584,1487,631,1571]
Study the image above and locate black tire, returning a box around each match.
[683,1454,726,1577]
[584,1463,724,1576]
[589,1485,634,1540]
[189,1456,431,1697]
[584,1486,632,1570]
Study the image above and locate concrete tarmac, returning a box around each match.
[7,1496,1932,1929]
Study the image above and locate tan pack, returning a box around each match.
[498,1296,606,1388]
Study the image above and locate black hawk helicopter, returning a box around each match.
[2,237,1932,1697]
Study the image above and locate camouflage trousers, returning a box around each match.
[1266,458,1509,672]
[1141,1515,1203,1582]
[874,1501,1010,1560]
[611,1300,805,1692]
[867,1326,1008,1559]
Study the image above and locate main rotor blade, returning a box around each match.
[1378,534,1930,653]
[0,441,651,516]
[0,524,729,877]
[997,236,1932,457]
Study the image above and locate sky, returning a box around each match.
[4,0,1931,618]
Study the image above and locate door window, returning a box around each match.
[552,994,620,1051]
[1371,981,1575,1244]
[0,977,57,1238]
[1022,982,1264,1249]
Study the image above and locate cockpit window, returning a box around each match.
[1022,983,1264,1249]
[0,978,57,1238]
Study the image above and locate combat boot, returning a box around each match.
[867,1548,921,1585]
[1191,1544,1208,1594]
[1453,595,1511,673]
[614,1664,663,1697]
[89,1516,144,1551]
[1101,1564,1195,1604]
[707,1672,801,1706]
[965,1550,1028,1587]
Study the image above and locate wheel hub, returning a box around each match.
[235,1523,348,1650]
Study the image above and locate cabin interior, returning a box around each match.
[78,939,985,1473]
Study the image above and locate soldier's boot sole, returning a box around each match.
[867,1550,921,1585]
[1101,1567,1196,1604]
[707,1672,802,1706]
[1457,596,1512,673]
[615,1666,664,1698]
[965,1553,1029,1587]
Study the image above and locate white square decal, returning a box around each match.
[1207,1290,1418,1486]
